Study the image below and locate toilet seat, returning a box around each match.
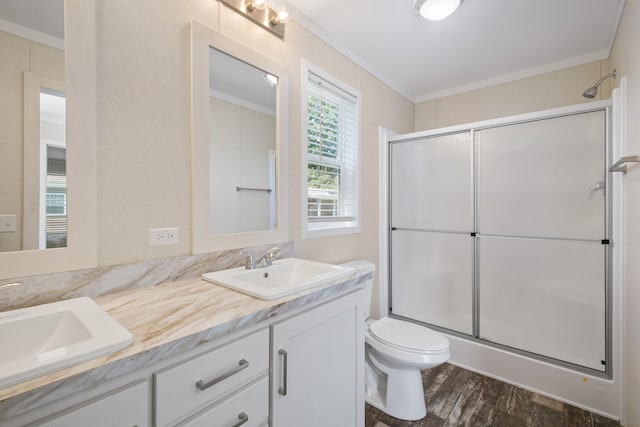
[369,317,449,355]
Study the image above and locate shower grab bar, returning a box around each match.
[236,186,273,193]
[610,155,640,173]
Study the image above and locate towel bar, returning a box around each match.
[236,186,273,193]
[609,155,640,173]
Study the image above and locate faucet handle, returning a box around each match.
[266,247,281,262]
[239,250,255,270]
[262,247,281,267]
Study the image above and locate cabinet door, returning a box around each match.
[271,291,364,427]
[35,381,149,427]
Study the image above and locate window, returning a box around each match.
[303,62,360,236]
[46,192,66,215]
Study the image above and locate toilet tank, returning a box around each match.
[340,260,376,319]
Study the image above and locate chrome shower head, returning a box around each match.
[582,86,598,99]
[582,69,617,99]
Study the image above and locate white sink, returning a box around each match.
[0,297,133,388]
[202,257,355,300]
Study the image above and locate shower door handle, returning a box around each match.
[589,181,605,198]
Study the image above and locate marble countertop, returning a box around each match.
[0,270,367,416]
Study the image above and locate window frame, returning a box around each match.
[301,60,361,238]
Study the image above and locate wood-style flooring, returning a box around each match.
[365,363,620,427]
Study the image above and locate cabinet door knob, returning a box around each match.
[278,349,288,396]
[231,412,249,427]
[195,359,249,391]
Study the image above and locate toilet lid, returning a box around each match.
[369,317,449,353]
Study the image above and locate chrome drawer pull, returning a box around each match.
[231,412,248,427]
[278,349,288,396]
[195,359,249,391]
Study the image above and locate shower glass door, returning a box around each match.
[390,132,474,334]
[476,111,607,371]
[388,108,609,373]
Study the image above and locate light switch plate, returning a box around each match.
[0,215,16,232]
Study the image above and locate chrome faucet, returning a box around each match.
[241,247,281,270]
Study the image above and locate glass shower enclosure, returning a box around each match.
[389,109,609,374]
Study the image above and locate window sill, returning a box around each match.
[303,222,360,239]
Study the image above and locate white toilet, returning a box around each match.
[341,261,451,421]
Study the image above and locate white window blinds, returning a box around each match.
[305,69,359,233]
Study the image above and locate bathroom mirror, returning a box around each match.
[191,22,289,253]
[0,0,96,279]
[0,0,65,253]
[208,47,277,234]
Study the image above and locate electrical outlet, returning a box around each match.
[149,227,179,246]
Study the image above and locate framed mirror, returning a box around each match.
[191,21,289,253]
[0,0,96,279]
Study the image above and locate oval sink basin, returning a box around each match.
[0,297,133,388]
[202,258,355,300]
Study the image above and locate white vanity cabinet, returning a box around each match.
[5,285,365,427]
[154,328,269,427]
[34,380,149,427]
[271,289,364,427]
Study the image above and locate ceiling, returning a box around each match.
[1,0,625,103]
[280,0,626,102]
[209,47,277,114]
[0,0,63,39]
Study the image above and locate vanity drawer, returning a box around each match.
[35,380,149,427]
[180,377,268,427]
[154,329,269,427]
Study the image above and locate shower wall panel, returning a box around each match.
[391,230,473,334]
[391,132,472,232]
[478,237,606,371]
[477,111,605,240]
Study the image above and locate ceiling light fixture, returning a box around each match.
[414,0,463,21]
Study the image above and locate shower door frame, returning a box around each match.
[386,100,614,378]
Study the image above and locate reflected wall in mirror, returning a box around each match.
[208,47,277,234]
[0,0,67,252]
[191,22,289,254]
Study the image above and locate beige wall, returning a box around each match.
[0,31,64,252]
[95,0,414,267]
[415,60,611,131]
[610,0,640,424]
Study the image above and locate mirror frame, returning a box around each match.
[0,0,97,279]
[190,21,289,253]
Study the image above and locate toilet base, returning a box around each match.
[365,349,427,421]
